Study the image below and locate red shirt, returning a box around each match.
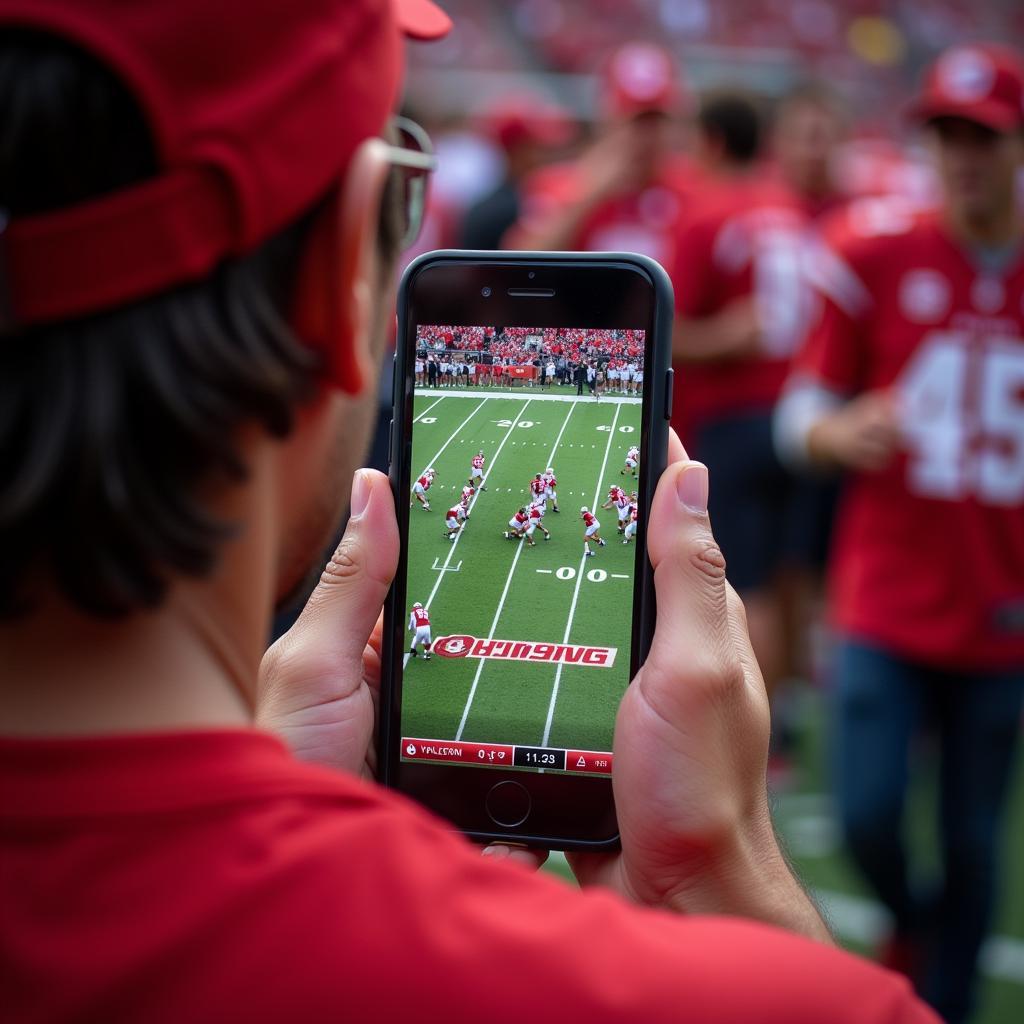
[514,511,528,525]
[530,479,545,497]
[417,475,431,490]
[795,199,1024,669]
[0,730,935,1024]
[583,511,596,528]
[411,607,430,627]
[509,155,700,269]
[671,177,811,436]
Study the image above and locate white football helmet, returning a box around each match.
[580,506,588,513]
[546,467,553,474]
[412,602,422,609]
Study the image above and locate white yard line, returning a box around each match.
[414,388,641,405]
[413,398,487,482]
[540,401,621,747]
[453,401,579,741]
[404,399,532,669]
[413,395,446,422]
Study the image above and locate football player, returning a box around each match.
[541,466,560,512]
[529,473,546,505]
[525,503,551,546]
[411,467,435,510]
[623,492,639,544]
[580,506,606,556]
[468,450,487,491]
[443,503,467,541]
[622,444,640,477]
[408,602,432,660]
[504,506,529,540]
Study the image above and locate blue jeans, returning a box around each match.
[833,640,1024,1024]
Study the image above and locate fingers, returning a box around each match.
[482,844,549,870]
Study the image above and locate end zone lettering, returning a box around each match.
[432,633,616,668]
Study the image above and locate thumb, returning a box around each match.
[640,460,743,710]
[261,469,399,713]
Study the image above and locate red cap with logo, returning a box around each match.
[602,42,687,119]
[908,43,1024,133]
[0,0,450,330]
[479,93,576,153]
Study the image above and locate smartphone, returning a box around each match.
[380,251,673,850]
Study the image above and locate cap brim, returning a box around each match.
[907,96,1020,133]
[395,0,452,40]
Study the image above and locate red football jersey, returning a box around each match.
[411,607,430,628]
[417,475,431,490]
[670,177,811,437]
[507,155,702,269]
[583,511,596,527]
[514,511,528,525]
[529,507,543,521]
[795,200,1024,669]
[531,479,545,496]
[446,507,462,521]
[0,731,934,1023]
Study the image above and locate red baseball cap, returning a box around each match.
[907,43,1024,134]
[602,42,687,119]
[0,0,451,329]
[479,94,576,153]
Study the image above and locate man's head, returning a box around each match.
[773,82,846,200]
[0,0,448,619]
[909,44,1024,230]
[695,89,764,172]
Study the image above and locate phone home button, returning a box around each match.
[485,781,532,828]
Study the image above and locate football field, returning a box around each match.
[402,388,642,763]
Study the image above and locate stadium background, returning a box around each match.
[372,4,1024,1021]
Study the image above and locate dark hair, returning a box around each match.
[0,29,383,618]
[698,89,763,165]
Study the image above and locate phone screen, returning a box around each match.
[400,324,645,779]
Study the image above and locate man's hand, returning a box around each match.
[569,431,831,943]
[257,469,398,779]
[808,389,901,472]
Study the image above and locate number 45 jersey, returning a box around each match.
[796,198,1024,670]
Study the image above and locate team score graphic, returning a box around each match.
[402,324,645,773]
[899,332,1024,505]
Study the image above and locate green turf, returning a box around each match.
[402,391,641,763]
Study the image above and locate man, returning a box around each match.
[0,3,934,1022]
[504,506,530,540]
[574,359,586,396]
[623,443,640,477]
[670,89,813,703]
[580,506,607,556]
[412,468,435,510]
[529,472,546,505]
[542,466,560,512]
[442,504,466,543]
[623,492,640,545]
[468,450,487,491]
[776,44,1024,1024]
[408,602,433,657]
[524,504,550,546]
[506,41,698,274]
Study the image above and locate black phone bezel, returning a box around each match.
[380,250,673,851]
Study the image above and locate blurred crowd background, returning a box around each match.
[378,4,1024,1023]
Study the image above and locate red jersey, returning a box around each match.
[472,455,485,469]
[508,155,701,269]
[582,511,597,528]
[416,474,431,491]
[411,607,430,628]
[514,511,528,526]
[0,731,933,1023]
[446,507,463,522]
[529,507,543,522]
[544,474,557,488]
[670,177,811,437]
[530,479,545,498]
[795,200,1024,669]
[630,505,639,523]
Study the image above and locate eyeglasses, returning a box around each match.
[382,116,437,250]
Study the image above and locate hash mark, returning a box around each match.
[611,573,630,579]
[536,569,553,574]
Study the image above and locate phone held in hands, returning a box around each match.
[380,251,673,850]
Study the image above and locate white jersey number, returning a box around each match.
[900,331,1024,505]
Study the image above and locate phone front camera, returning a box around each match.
[481,286,492,298]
